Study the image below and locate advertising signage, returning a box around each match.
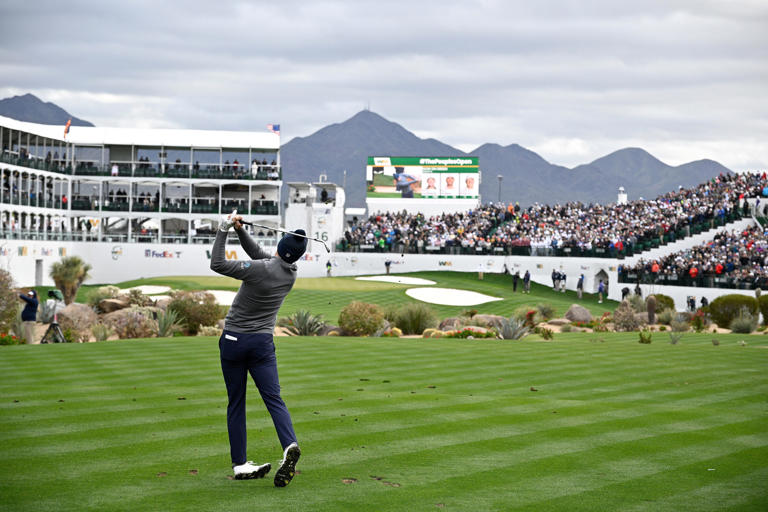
[366,156,479,199]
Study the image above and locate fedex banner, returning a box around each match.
[366,156,479,199]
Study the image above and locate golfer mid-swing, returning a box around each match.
[210,212,304,485]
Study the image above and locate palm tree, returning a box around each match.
[49,256,92,305]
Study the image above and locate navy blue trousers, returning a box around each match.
[219,331,297,465]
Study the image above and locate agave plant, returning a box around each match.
[278,310,326,336]
[499,317,530,340]
[668,332,684,345]
[156,308,183,337]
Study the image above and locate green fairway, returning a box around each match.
[1,333,766,511]
[98,271,617,323]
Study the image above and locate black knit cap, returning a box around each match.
[277,229,307,263]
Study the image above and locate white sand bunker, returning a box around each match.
[356,275,436,285]
[207,290,238,306]
[405,287,503,306]
[123,285,171,295]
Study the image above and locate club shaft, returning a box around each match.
[239,221,330,252]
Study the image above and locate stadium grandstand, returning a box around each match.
[339,172,763,260]
[619,223,768,290]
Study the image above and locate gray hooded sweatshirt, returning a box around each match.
[210,228,297,333]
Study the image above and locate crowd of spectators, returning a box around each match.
[340,172,765,257]
[619,224,768,289]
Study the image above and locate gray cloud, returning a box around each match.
[0,0,766,170]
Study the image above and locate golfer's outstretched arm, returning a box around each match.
[210,230,263,280]
[234,226,271,260]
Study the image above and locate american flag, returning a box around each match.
[267,124,280,135]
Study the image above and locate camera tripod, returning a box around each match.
[40,320,66,343]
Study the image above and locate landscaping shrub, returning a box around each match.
[0,332,21,345]
[278,310,326,336]
[156,309,183,337]
[758,295,768,325]
[668,332,683,345]
[499,317,530,340]
[690,309,710,332]
[653,294,676,313]
[382,306,399,324]
[512,306,534,321]
[104,308,158,339]
[443,327,497,339]
[198,325,222,336]
[0,268,17,335]
[422,328,443,338]
[638,330,652,344]
[87,285,121,308]
[627,294,645,313]
[393,303,438,335]
[338,301,384,336]
[126,289,152,307]
[61,327,78,343]
[11,305,24,340]
[535,326,554,340]
[536,303,555,321]
[670,314,690,332]
[708,295,758,328]
[39,298,65,323]
[560,324,572,333]
[167,291,220,335]
[460,308,478,318]
[730,307,757,334]
[613,301,640,332]
[656,308,674,325]
[91,323,114,342]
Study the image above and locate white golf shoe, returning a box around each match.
[274,443,301,487]
[233,461,271,480]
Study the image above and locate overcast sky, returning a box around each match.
[1,0,766,171]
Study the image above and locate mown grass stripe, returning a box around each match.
[1,333,766,512]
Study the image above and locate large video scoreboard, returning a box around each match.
[366,156,480,199]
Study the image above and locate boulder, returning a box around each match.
[102,308,158,339]
[57,303,98,342]
[439,317,463,331]
[319,324,340,336]
[547,318,571,326]
[565,304,592,324]
[471,314,506,330]
[217,319,226,330]
[98,298,129,313]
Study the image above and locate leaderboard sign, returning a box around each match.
[366,156,479,199]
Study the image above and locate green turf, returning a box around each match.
[102,271,617,324]
[1,333,766,511]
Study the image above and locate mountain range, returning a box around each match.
[0,94,94,127]
[282,110,731,207]
[0,94,731,207]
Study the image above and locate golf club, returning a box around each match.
[238,219,331,253]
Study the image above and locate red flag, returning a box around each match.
[64,119,71,138]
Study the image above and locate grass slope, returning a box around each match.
[70,271,616,324]
[1,333,766,511]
